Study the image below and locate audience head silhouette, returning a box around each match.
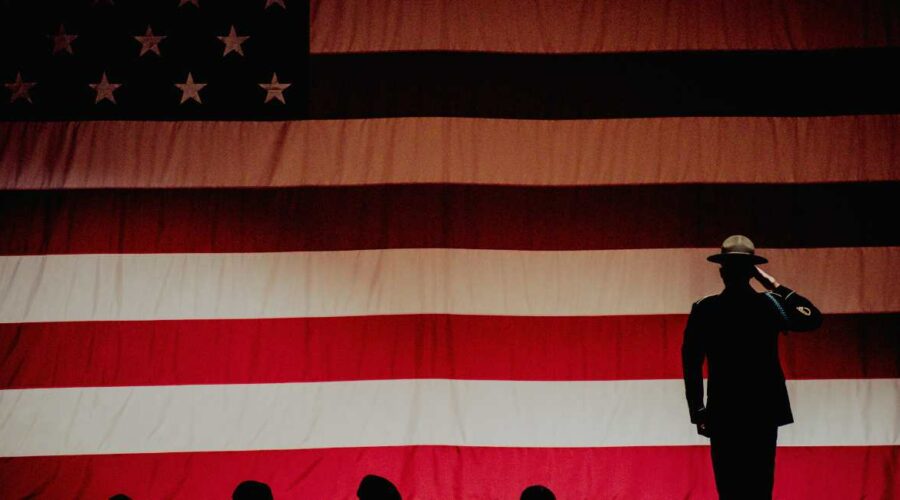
[109,495,132,500]
[357,474,402,500]
[232,480,274,500]
[521,484,556,500]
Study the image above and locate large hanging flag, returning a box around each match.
[1,0,898,498]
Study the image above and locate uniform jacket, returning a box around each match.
[681,285,822,428]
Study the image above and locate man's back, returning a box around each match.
[687,289,793,427]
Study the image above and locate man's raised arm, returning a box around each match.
[754,266,823,331]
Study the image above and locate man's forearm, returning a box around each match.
[684,378,705,422]
[774,285,823,331]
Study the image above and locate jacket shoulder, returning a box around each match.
[692,294,719,309]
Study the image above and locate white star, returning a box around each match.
[134,25,166,56]
[89,72,122,104]
[49,24,78,55]
[179,0,199,7]
[265,0,286,8]
[259,73,291,103]
[218,25,249,56]
[5,72,37,104]
[175,72,206,104]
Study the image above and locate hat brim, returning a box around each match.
[707,252,768,265]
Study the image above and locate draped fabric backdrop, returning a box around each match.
[1,0,899,498]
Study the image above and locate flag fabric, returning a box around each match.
[1,0,899,498]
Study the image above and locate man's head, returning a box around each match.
[718,262,755,288]
[708,235,767,289]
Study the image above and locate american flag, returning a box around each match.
[1,0,898,498]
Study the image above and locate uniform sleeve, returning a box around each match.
[770,285,823,332]
[681,302,706,423]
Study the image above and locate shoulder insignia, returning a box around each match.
[796,306,812,316]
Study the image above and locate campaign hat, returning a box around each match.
[707,234,768,265]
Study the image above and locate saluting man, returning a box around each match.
[682,235,822,499]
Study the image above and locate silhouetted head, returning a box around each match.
[521,484,556,500]
[109,495,132,500]
[232,480,273,500]
[718,262,754,289]
[357,474,402,500]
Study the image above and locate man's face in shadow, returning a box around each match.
[718,262,754,288]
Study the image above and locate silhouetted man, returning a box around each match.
[232,480,274,500]
[682,235,821,499]
[357,474,402,500]
[521,484,556,500]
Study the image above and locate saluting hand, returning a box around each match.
[753,266,780,291]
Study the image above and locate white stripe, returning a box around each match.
[2,116,898,188]
[1,247,896,323]
[0,379,895,456]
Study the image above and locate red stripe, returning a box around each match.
[1,314,894,389]
[2,184,898,254]
[311,0,900,54]
[0,445,895,499]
